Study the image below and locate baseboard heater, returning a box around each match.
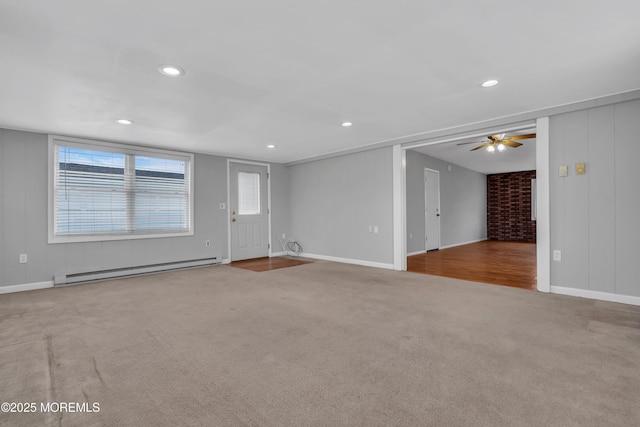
[54,257,219,286]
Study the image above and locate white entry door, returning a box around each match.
[229,162,269,261]
[424,168,441,251]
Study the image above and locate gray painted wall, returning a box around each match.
[549,98,640,297]
[406,150,487,254]
[4,98,639,298]
[287,147,394,265]
[269,162,290,252]
[0,129,289,287]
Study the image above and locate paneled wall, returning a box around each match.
[549,98,640,298]
[487,170,536,242]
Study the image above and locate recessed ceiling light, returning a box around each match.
[159,65,185,77]
[481,79,499,88]
[116,119,133,125]
[267,144,276,148]
[342,122,352,127]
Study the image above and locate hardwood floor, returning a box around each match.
[229,256,311,272]
[407,240,537,290]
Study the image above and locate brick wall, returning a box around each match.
[487,170,536,242]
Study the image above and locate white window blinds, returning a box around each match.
[133,156,190,233]
[51,139,193,242]
[237,171,261,215]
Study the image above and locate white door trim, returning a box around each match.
[535,117,550,293]
[392,145,406,271]
[227,159,272,262]
[424,167,441,251]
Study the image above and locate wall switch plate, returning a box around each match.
[368,225,373,233]
[205,240,211,247]
[373,226,379,234]
[219,203,226,210]
[281,233,286,239]
[553,250,562,261]
[409,233,413,239]
[559,165,568,177]
[575,163,586,175]
[19,254,28,264]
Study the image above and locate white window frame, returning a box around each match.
[48,135,195,243]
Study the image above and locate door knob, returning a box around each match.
[231,218,236,222]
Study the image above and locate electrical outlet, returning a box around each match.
[553,250,562,261]
[19,254,28,264]
[205,240,211,247]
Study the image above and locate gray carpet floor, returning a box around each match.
[1,261,639,426]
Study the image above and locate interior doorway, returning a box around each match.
[394,118,550,292]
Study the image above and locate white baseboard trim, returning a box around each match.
[222,258,231,265]
[303,253,394,270]
[550,286,640,307]
[439,238,488,250]
[0,281,54,295]
[407,250,426,256]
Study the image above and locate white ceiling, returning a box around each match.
[1,1,639,164]
[412,129,537,175]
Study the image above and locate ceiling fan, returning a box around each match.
[457,133,536,152]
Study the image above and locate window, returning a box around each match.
[49,136,194,243]
[237,171,261,215]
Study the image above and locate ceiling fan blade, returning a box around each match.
[470,142,490,151]
[502,140,523,148]
[457,140,487,146]
[504,133,536,141]
[489,134,508,141]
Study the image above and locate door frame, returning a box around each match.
[424,167,441,251]
[392,118,550,293]
[226,159,272,262]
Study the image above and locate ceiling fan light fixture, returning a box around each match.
[341,122,352,127]
[481,79,499,88]
[458,132,535,152]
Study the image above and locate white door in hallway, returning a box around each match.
[229,162,269,261]
[425,168,441,251]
